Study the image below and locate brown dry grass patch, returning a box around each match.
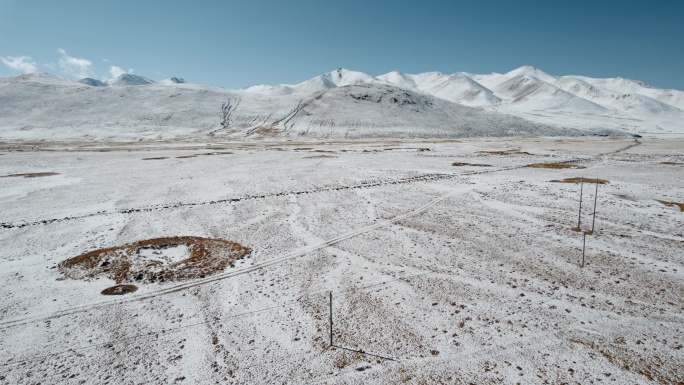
[59,236,251,286]
[657,200,684,211]
[452,162,491,167]
[101,284,138,295]
[527,163,585,169]
[478,149,532,156]
[142,157,168,160]
[2,172,60,178]
[550,177,609,184]
[253,125,280,136]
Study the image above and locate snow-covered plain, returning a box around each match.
[1,137,683,384]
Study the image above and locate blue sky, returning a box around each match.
[1,0,683,90]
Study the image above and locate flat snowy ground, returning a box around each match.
[0,137,682,384]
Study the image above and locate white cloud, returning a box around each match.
[57,48,94,78]
[1,56,37,73]
[109,65,126,78]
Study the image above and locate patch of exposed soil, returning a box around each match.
[550,177,609,184]
[660,161,683,165]
[59,236,252,286]
[528,163,586,169]
[176,155,198,159]
[452,162,491,167]
[478,149,532,156]
[1,172,60,178]
[142,157,168,160]
[657,200,684,212]
[101,284,138,295]
[305,155,337,159]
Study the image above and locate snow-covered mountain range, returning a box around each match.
[0,66,681,141]
[245,67,684,135]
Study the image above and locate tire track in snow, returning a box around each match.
[0,167,514,229]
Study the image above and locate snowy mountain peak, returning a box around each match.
[505,66,557,83]
[320,68,376,87]
[242,68,377,95]
[376,71,417,88]
[107,74,155,87]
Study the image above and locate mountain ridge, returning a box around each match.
[1,65,682,141]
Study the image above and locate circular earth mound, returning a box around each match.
[59,236,252,285]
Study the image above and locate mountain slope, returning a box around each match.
[378,71,500,107]
[423,74,501,107]
[490,74,608,113]
[268,83,577,138]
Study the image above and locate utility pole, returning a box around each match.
[581,233,586,268]
[591,178,599,234]
[577,180,584,229]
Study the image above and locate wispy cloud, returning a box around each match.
[106,65,135,80]
[1,56,37,73]
[57,48,94,78]
[109,65,126,78]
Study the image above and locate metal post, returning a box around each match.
[329,291,333,347]
[577,180,584,229]
[581,233,586,268]
[591,178,599,234]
